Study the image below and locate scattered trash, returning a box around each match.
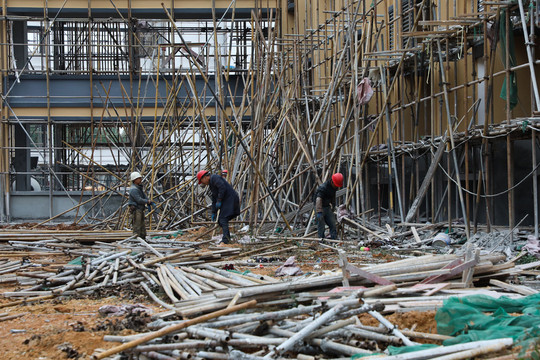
[237,235,255,244]
[523,235,540,259]
[433,233,451,247]
[98,304,153,317]
[251,256,282,263]
[275,256,303,276]
[337,204,352,223]
[357,77,374,105]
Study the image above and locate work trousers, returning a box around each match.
[218,216,233,244]
[132,209,147,239]
[317,206,337,239]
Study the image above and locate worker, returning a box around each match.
[314,173,344,240]
[197,170,240,244]
[127,171,153,239]
[221,169,228,178]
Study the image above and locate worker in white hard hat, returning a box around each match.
[127,171,153,239]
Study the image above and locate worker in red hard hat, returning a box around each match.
[221,169,228,178]
[313,173,343,240]
[196,170,240,244]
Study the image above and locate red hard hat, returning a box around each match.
[222,169,228,174]
[332,173,344,187]
[197,170,209,184]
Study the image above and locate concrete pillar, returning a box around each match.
[12,21,28,70]
[14,123,31,191]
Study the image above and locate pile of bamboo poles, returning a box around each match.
[0,225,534,310]
[0,235,240,308]
[0,229,538,359]
[92,298,516,360]
[1,236,529,315]
[91,268,525,359]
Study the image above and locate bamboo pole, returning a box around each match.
[93,300,257,359]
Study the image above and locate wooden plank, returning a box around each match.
[418,20,480,26]
[489,279,538,296]
[463,248,480,287]
[422,258,479,284]
[424,283,451,296]
[345,264,395,286]
[398,283,450,296]
[411,227,421,243]
[405,135,447,222]
[419,258,462,284]
[338,251,350,287]
[461,244,474,285]
[397,300,443,308]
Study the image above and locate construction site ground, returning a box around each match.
[0,300,439,360]
[0,223,538,359]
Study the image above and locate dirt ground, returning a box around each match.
[0,273,438,360]
[0,296,438,360]
[358,311,438,338]
[0,297,160,360]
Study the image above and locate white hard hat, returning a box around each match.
[130,171,142,181]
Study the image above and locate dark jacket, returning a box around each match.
[209,174,240,219]
[314,179,337,211]
[128,183,148,210]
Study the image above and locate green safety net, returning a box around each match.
[499,9,518,109]
[68,256,83,265]
[153,230,184,239]
[386,343,439,355]
[352,293,540,359]
[436,293,540,349]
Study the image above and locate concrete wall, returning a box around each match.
[8,192,124,221]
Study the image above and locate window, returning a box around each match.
[401,0,423,48]
[20,18,266,75]
[389,5,394,50]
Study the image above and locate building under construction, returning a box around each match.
[1,0,539,239]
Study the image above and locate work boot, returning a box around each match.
[219,237,230,245]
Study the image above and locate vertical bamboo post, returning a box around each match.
[504,9,514,240]
[463,25,470,233]
[432,10,470,240]
[534,130,539,239]
[0,0,8,221]
[44,1,54,219]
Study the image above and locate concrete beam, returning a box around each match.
[9,191,123,220]
[4,1,276,19]
[6,74,247,109]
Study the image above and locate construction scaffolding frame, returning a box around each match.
[0,0,539,239]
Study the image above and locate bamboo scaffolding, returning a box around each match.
[0,0,537,260]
